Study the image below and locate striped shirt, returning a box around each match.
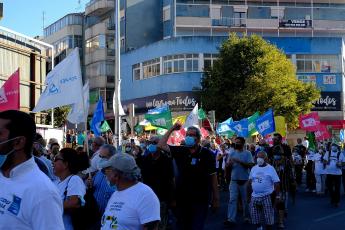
[92,171,115,213]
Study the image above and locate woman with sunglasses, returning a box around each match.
[53,148,89,230]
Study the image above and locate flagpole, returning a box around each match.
[114,0,121,148]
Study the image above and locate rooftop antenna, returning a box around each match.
[42,11,45,35]
[75,0,82,12]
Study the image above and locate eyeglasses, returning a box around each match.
[53,157,64,162]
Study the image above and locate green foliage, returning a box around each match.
[201,33,320,129]
[44,106,70,127]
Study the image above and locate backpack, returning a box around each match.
[64,176,101,230]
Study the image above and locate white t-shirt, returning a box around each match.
[293,153,303,165]
[101,182,160,230]
[249,164,280,197]
[314,153,326,175]
[302,140,309,149]
[307,151,316,161]
[55,175,86,230]
[324,151,345,175]
[0,157,64,230]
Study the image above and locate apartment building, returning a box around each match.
[120,0,345,134]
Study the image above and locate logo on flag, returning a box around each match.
[255,109,275,137]
[0,88,8,104]
[299,112,320,132]
[0,69,20,111]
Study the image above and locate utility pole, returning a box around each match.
[42,11,45,35]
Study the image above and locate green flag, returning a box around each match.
[248,112,260,136]
[134,124,143,134]
[307,132,317,151]
[198,108,207,120]
[100,121,111,132]
[89,91,99,104]
[157,128,168,136]
[144,110,173,129]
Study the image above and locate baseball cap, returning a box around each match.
[99,153,139,174]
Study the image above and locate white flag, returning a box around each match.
[183,103,199,128]
[67,81,89,124]
[113,79,125,116]
[33,48,83,112]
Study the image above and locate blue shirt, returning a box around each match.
[92,171,115,213]
[229,150,254,180]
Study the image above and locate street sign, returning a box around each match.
[340,129,344,142]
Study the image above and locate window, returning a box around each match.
[85,35,106,53]
[163,6,171,21]
[186,54,199,71]
[86,61,114,78]
[203,53,218,69]
[296,54,340,73]
[143,58,160,79]
[133,64,140,80]
[163,54,199,74]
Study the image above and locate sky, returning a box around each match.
[0,0,90,37]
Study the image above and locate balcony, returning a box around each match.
[212,18,246,27]
[85,0,114,17]
[85,48,115,65]
[85,21,114,39]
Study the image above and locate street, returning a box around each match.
[205,189,345,230]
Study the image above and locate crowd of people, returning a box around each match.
[1,110,345,230]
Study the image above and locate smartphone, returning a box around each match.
[131,139,135,144]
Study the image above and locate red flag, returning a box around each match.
[315,125,331,141]
[299,112,320,131]
[167,128,186,146]
[200,127,209,139]
[0,69,20,111]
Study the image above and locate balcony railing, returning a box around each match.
[212,18,246,27]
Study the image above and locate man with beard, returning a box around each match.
[157,122,219,230]
[268,133,295,229]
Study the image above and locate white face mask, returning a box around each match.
[257,158,265,166]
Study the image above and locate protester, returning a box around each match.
[225,136,254,226]
[302,137,309,149]
[85,136,105,174]
[305,149,316,192]
[268,133,295,229]
[50,142,61,160]
[157,122,219,230]
[324,143,345,207]
[141,136,175,230]
[89,144,117,220]
[293,138,307,186]
[314,145,327,195]
[0,110,64,229]
[100,153,161,230]
[53,148,89,230]
[248,151,280,230]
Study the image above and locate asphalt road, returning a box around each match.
[204,188,345,230]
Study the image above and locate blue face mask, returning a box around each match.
[274,155,282,161]
[185,136,196,147]
[140,143,146,149]
[148,144,157,153]
[0,137,21,168]
[106,180,117,191]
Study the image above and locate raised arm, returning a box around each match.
[157,122,182,152]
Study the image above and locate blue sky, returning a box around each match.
[0,0,89,37]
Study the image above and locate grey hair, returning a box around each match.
[101,144,117,156]
[187,126,201,140]
[257,151,268,158]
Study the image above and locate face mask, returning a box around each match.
[0,137,21,168]
[148,144,157,153]
[185,136,196,148]
[257,158,265,166]
[331,146,338,152]
[125,147,132,153]
[97,158,108,170]
[140,143,146,149]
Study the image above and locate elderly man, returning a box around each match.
[0,110,64,229]
[85,136,106,174]
[248,151,280,230]
[100,153,160,230]
[158,122,219,230]
[141,136,174,230]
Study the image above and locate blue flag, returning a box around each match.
[255,109,275,137]
[230,118,249,137]
[90,97,105,137]
[216,118,233,134]
[148,104,169,114]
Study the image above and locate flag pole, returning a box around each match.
[114,0,121,148]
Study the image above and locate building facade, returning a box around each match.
[120,0,345,136]
[0,26,50,124]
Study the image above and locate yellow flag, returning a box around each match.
[274,116,286,137]
[173,115,187,125]
[144,123,158,131]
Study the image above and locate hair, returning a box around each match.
[59,148,90,174]
[187,126,201,140]
[50,142,60,150]
[257,151,268,158]
[112,167,141,182]
[0,110,36,156]
[235,136,245,145]
[93,136,105,147]
[273,133,283,141]
[101,144,117,156]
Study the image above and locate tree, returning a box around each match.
[201,33,320,128]
[44,106,70,127]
